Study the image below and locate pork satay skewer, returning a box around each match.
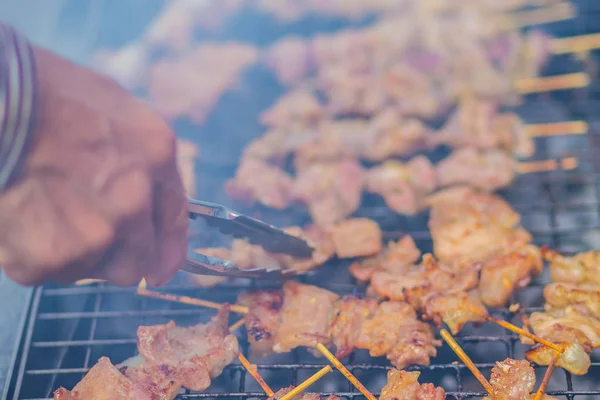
[439,329,494,395]
[468,305,565,353]
[533,351,561,400]
[238,352,275,397]
[516,72,590,94]
[278,366,333,400]
[315,343,377,400]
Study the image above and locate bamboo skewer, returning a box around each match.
[515,73,590,94]
[277,366,333,400]
[315,343,377,400]
[469,306,565,353]
[503,1,576,30]
[136,282,249,314]
[518,157,577,174]
[533,351,560,400]
[526,121,588,137]
[229,318,246,332]
[440,329,494,396]
[551,32,600,55]
[237,353,275,397]
[75,279,107,286]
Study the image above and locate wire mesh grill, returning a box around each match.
[5,1,600,400]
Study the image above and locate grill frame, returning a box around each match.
[5,1,600,399]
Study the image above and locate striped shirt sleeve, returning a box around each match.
[0,22,39,191]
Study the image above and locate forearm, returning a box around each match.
[0,22,38,190]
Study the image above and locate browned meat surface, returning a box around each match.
[427,186,530,268]
[436,148,517,192]
[225,158,294,210]
[224,224,334,273]
[260,89,323,129]
[355,301,441,369]
[264,37,315,85]
[523,306,600,375]
[489,358,536,400]
[544,282,600,316]
[369,254,480,306]
[366,157,437,215]
[379,370,445,400]
[328,296,378,358]
[53,357,182,400]
[478,245,543,307]
[269,386,340,400]
[292,159,366,226]
[147,42,258,124]
[137,307,239,391]
[427,95,534,157]
[273,281,340,353]
[542,248,600,287]
[238,290,284,359]
[421,290,487,334]
[330,218,383,258]
[349,235,421,282]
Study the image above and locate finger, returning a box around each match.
[92,202,158,287]
[147,168,188,287]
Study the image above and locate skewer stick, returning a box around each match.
[440,329,494,395]
[533,351,560,400]
[551,33,600,55]
[315,343,377,400]
[237,352,274,397]
[136,281,249,314]
[516,73,589,94]
[518,157,577,174]
[526,121,588,137]
[468,306,564,353]
[75,279,107,286]
[229,318,246,332]
[503,1,576,30]
[278,366,333,400]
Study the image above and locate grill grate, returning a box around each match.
[5,1,600,400]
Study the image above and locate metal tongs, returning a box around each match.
[184,199,314,279]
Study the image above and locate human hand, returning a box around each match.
[0,46,188,287]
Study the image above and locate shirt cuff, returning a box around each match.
[0,22,39,191]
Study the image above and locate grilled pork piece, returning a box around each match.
[542,248,600,287]
[328,296,378,359]
[330,218,383,258]
[427,186,530,268]
[523,306,600,375]
[137,306,239,391]
[238,290,284,359]
[421,290,487,335]
[366,156,437,215]
[436,148,517,192]
[147,42,258,124]
[349,235,421,282]
[239,282,441,368]
[225,158,294,210]
[543,282,600,317]
[53,357,182,400]
[273,281,340,353]
[379,370,445,400]
[260,89,323,129]
[477,244,543,307]
[428,95,533,158]
[489,358,559,400]
[355,301,441,369]
[269,386,340,400]
[291,159,366,226]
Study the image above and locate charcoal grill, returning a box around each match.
[4,1,600,399]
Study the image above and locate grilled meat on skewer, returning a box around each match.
[379,369,446,400]
[488,358,559,400]
[54,307,239,398]
[238,281,441,369]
